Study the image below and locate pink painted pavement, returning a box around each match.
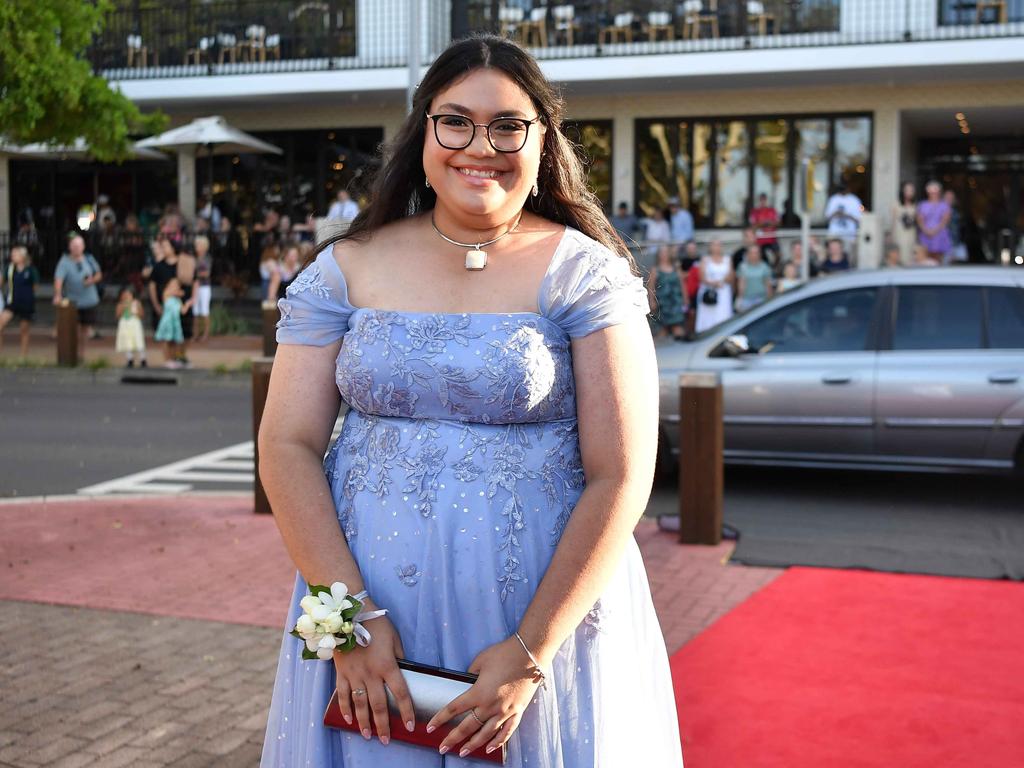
[0,494,781,652]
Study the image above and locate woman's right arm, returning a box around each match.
[258,343,415,745]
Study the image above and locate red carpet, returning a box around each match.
[670,567,1024,767]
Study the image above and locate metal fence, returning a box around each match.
[92,0,1024,80]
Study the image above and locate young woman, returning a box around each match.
[916,180,952,261]
[695,238,734,333]
[258,35,683,768]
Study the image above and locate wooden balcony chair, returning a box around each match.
[552,5,580,46]
[682,0,720,39]
[184,36,214,65]
[746,0,776,35]
[975,0,1007,22]
[647,11,675,41]
[126,34,155,68]
[499,7,525,41]
[521,8,548,47]
[601,12,635,44]
[216,32,238,64]
[241,24,266,62]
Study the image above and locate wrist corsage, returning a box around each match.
[291,582,388,660]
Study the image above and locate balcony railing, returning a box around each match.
[92,0,1024,80]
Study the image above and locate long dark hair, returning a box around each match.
[307,35,630,267]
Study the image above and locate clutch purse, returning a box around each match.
[323,658,507,764]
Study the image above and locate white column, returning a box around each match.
[0,155,10,232]
[871,105,900,234]
[612,111,634,212]
[177,149,196,225]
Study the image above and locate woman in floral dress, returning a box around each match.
[258,35,684,768]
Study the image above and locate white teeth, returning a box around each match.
[457,168,501,179]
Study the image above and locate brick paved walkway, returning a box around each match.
[0,492,781,767]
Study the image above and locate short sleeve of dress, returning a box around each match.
[275,247,355,346]
[541,229,650,339]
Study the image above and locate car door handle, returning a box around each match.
[988,371,1020,385]
[822,373,853,385]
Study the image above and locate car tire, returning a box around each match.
[655,427,678,484]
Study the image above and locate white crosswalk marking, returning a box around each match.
[77,417,345,496]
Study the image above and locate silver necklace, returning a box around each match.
[430,213,522,271]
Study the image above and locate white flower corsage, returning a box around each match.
[290,582,388,660]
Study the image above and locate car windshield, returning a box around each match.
[688,281,812,342]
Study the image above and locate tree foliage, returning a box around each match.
[0,0,166,162]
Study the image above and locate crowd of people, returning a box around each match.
[888,179,967,267]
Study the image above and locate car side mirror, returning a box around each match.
[722,334,750,357]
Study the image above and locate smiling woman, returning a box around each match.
[258,34,683,768]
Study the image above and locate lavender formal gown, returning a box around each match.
[261,227,684,767]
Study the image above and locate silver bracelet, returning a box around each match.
[514,631,548,691]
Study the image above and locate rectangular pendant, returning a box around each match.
[465,249,487,271]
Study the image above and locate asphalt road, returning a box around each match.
[0,370,253,498]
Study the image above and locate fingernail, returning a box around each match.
[426,724,436,734]
[380,735,390,746]
[439,745,449,755]
[459,748,470,758]
[406,720,415,732]
[362,728,371,740]
[486,745,496,754]
[344,714,352,725]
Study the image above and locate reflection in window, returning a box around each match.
[894,287,983,350]
[754,120,789,210]
[637,122,675,217]
[715,121,750,226]
[793,119,830,224]
[693,122,714,226]
[987,287,1024,349]
[565,121,613,208]
[744,288,877,354]
[833,117,872,210]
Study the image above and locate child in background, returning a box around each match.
[154,278,190,368]
[777,261,802,293]
[115,287,147,368]
[0,245,39,357]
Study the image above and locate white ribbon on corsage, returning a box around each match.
[352,607,389,647]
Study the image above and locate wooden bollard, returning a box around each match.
[261,301,279,358]
[252,356,275,515]
[678,372,724,545]
[56,300,79,367]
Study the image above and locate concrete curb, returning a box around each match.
[0,366,253,387]
[0,491,253,506]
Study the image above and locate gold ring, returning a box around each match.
[470,708,485,725]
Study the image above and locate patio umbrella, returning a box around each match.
[137,115,283,211]
[0,138,167,161]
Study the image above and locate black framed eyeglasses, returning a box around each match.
[426,113,542,153]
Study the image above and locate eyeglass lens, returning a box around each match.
[434,115,531,152]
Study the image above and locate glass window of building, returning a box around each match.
[636,120,689,217]
[715,121,750,227]
[754,119,790,212]
[564,120,613,209]
[833,116,872,209]
[793,118,831,224]
[692,122,714,226]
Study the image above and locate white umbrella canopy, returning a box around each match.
[136,115,282,156]
[0,137,168,160]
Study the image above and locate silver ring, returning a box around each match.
[470,708,485,725]
[352,688,367,696]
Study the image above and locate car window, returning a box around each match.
[987,287,1024,349]
[742,288,877,354]
[893,286,982,351]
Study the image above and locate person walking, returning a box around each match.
[53,235,102,359]
[0,245,39,357]
[695,238,734,333]
[646,241,687,339]
[916,180,952,262]
[258,34,683,768]
[889,182,917,266]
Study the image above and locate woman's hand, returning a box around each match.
[427,636,542,758]
[331,613,416,746]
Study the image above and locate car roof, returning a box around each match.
[801,266,1022,293]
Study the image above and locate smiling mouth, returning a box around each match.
[454,167,504,180]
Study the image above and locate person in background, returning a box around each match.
[154,277,191,368]
[679,240,700,272]
[148,237,179,333]
[114,286,147,368]
[643,208,672,270]
[735,243,773,312]
[176,243,197,368]
[646,240,687,340]
[889,181,917,266]
[696,238,734,333]
[916,180,952,262]
[731,227,757,270]
[192,235,213,343]
[668,196,694,253]
[943,189,967,263]
[610,201,638,242]
[0,245,39,357]
[912,243,940,267]
[782,239,820,280]
[777,261,802,293]
[259,245,281,302]
[53,235,102,358]
[268,244,302,300]
[820,238,851,274]
[884,245,903,269]
[326,189,360,222]
[824,181,863,241]
[198,194,222,232]
[748,193,780,267]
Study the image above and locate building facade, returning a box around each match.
[2,0,1023,273]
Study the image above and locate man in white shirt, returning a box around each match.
[824,183,863,239]
[668,196,694,250]
[327,190,360,222]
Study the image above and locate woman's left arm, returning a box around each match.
[428,314,658,757]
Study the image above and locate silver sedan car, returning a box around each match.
[656,267,1024,475]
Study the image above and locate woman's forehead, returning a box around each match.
[431,69,533,116]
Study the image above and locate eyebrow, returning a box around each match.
[434,103,530,119]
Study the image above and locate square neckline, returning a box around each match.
[321,224,574,319]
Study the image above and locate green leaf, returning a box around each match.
[307,583,331,598]
[301,647,319,661]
